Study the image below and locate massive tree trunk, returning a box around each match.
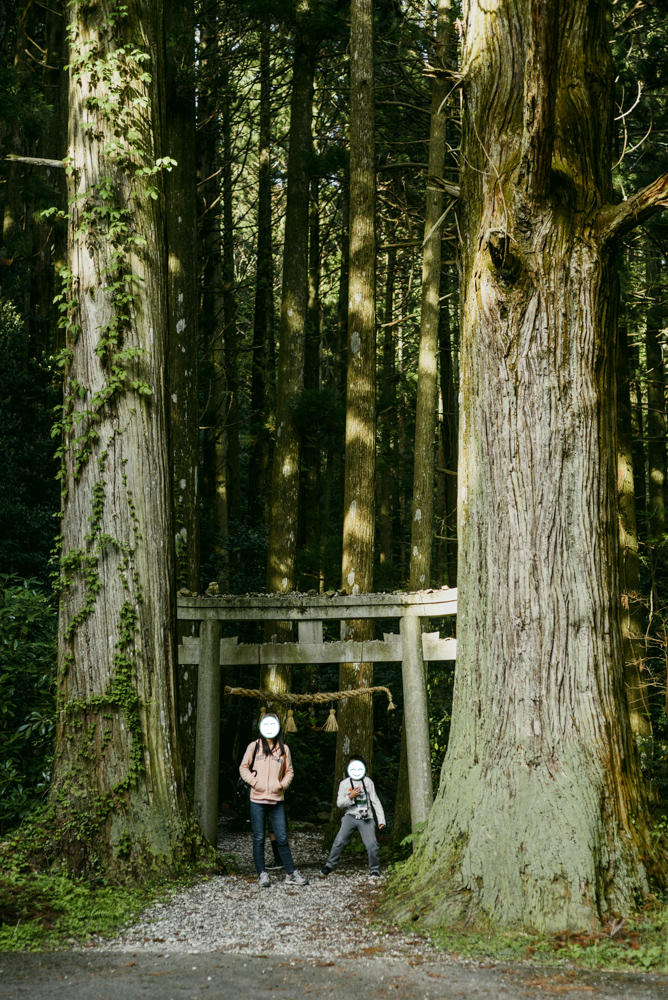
[248,23,274,528]
[408,0,451,592]
[222,87,240,528]
[617,323,651,738]
[51,0,211,875]
[388,0,662,931]
[333,0,376,798]
[263,26,315,709]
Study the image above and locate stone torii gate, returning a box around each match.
[177,588,457,844]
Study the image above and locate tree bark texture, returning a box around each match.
[51,0,207,875]
[333,0,376,812]
[409,0,451,591]
[617,324,651,738]
[389,0,653,931]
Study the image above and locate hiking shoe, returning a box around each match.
[258,871,271,888]
[319,866,333,877]
[284,870,309,885]
[369,871,381,878]
[265,860,284,870]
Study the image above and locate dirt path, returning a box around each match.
[1,950,667,999]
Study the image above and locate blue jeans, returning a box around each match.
[249,801,294,875]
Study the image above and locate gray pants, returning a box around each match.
[326,813,380,874]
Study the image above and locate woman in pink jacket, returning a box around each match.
[239,713,309,888]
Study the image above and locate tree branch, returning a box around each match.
[6,154,65,169]
[597,172,668,241]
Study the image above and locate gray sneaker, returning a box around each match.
[284,870,309,886]
[258,871,271,888]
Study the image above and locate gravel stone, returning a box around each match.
[104,820,434,960]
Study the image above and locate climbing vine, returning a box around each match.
[51,0,177,844]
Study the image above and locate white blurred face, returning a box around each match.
[259,715,280,740]
[347,759,366,781]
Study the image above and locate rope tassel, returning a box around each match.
[285,709,298,733]
[323,708,338,732]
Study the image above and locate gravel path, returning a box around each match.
[104,821,433,961]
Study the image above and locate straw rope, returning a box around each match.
[224,685,396,711]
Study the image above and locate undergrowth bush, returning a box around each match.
[0,577,57,835]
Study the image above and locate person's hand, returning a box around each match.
[348,786,362,799]
[379,824,385,830]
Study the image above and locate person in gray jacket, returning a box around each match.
[320,754,385,877]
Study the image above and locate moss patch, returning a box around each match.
[395,903,668,973]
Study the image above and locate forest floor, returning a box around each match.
[1,820,667,998]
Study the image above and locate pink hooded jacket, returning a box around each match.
[239,740,294,804]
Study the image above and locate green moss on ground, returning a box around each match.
[422,907,668,972]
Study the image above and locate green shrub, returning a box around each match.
[0,577,57,835]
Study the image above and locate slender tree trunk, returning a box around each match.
[630,337,647,541]
[617,323,651,738]
[248,24,273,527]
[439,267,458,587]
[645,244,667,545]
[388,0,654,930]
[301,177,321,565]
[222,89,240,528]
[379,244,396,572]
[333,0,376,807]
[164,0,200,799]
[263,28,315,710]
[51,0,210,875]
[197,21,227,587]
[409,0,451,591]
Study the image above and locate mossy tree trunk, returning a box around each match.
[332,0,376,813]
[50,0,212,876]
[388,0,668,931]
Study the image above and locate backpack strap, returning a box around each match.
[250,739,260,777]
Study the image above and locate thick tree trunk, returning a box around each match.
[264,29,315,709]
[617,324,651,738]
[301,177,321,568]
[409,0,451,591]
[333,0,376,807]
[248,24,274,528]
[388,0,654,930]
[51,0,210,876]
